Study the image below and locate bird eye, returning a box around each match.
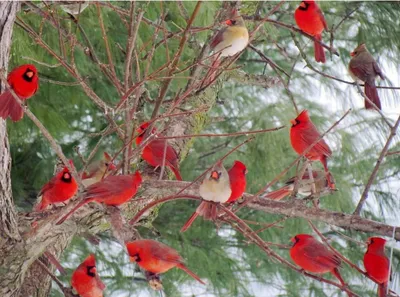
[105,162,109,167]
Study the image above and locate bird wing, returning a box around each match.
[316,6,328,31]
[148,139,179,168]
[300,124,332,158]
[150,242,184,265]
[210,27,227,49]
[85,176,130,199]
[38,176,57,196]
[301,243,341,269]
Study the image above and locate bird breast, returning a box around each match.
[215,27,249,57]
[199,180,232,203]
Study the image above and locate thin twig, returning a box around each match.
[354,114,400,215]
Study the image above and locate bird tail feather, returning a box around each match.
[177,264,205,285]
[314,34,326,63]
[365,82,381,110]
[0,91,24,122]
[265,186,292,200]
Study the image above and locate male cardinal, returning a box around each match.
[136,122,182,180]
[208,8,249,82]
[364,237,389,297]
[71,254,105,297]
[290,110,335,189]
[35,160,78,211]
[349,44,385,110]
[56,171,142,225]
[0,64,39,122]
[181,161,232,232]
[126,239,205,285]
[265,170,334,200]
[81,152,116,187]
[294,1,328,63]
[290,234,347,288]
[226,160,247,203]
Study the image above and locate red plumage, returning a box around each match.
[364,237,389,297]
[136,122,182,180]
[294,1,328,63]
[290,234,348,290]
[35,161,78,211]
[71,254,105,297]
[56,171,142,225]
[0,64,39,122]
[126,239,205,285]
[290,110,335,189]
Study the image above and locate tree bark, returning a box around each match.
[0,1,21,246]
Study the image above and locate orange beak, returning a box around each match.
[350,51,355,57]
[89,267,97,274]
[26,71,34,78]
[290,119,297,125]
[225,19,234,26]
[108,162,117,171]
[211,171,220,180]
[299,2,307,8]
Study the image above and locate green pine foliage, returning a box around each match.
[6,1,400,296]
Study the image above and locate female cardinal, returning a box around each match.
[208,8,249,82]
[56,171,142,225]
[349,44,385,110]
[71,254,105,297]
[35,160,78,211]
[126,239,205,285]
[0,64,39,122]
[290,234,348,289]
[211,8,249,58]
[136,122,182,180]
[181,161,232,232]
[81,152,116,187]
[294,1,328,63]
[265,170,333,200]
[364,237,389,297]
[290,110,335,189]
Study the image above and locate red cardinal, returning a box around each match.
[349,44,385,110]
[136,122,182,180]
[126,239,205,285]
[0,64,39,122]
[56,171,142,225]
[180,161,232,232]
[294,1,328,63]
[364,237,390,297]
[35,160,78,211]
[290,234,348,290]
[265,170,334,200]
[290,110,335,189]
[226,160,247,203]
[71,254,105,297]
[81,152,117,187]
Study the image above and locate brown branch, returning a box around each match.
[150,1,203,120]
[354,113,400,215]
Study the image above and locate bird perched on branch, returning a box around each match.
[81,152,116,187]
[126,239,205,288]
[364,237,390,297]
[181,161,232,232]
[349,43,385,110]
[206,8,249,83]
[71,254,105,297]
[290,110,335,190]
[294,0,328,63]
[0,64,39,122]
[136,122,182,180]
[35,160,78,211]
[56,171,142,225]
[264,170,334,200]
[290,234,349,294]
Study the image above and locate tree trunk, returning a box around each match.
[0,2,20,246]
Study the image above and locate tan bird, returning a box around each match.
[181,161,231,232]
[264,170,335,201]
[211,8,249,58]
[349,44,385,110]
[206,8,249,83]
[81,152,116,187]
